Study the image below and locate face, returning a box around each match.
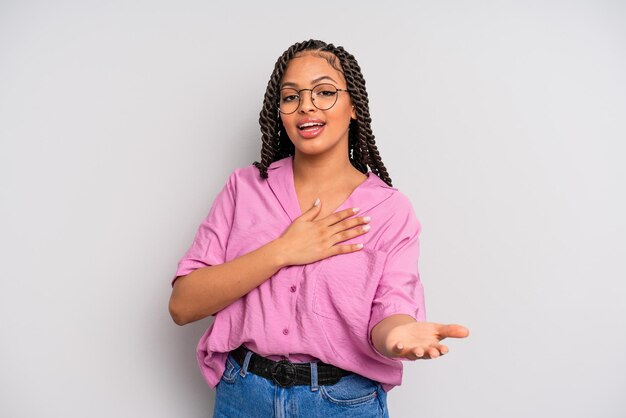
[279,52,357,157]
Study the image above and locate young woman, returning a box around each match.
[169,39,469,417]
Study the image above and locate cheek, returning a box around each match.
[280,115,295,131]
[280,116,299,142]
[332,107,354,128]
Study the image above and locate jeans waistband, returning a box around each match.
[230,345,352,388]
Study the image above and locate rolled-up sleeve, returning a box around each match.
[171,173,236,287]
[367,197,426,357]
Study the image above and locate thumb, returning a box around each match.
[438,324,470,339]
[300,197,322,221]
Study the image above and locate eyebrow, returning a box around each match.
[281,75,339,89]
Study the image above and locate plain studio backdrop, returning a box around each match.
[1,1,624,417]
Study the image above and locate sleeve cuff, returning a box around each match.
[171,260,213,287]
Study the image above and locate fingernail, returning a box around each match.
[314,198,320,206]
[352,207,360,213]
[363,216,371,223]
[355,243,363,249]
[362,224,371,232]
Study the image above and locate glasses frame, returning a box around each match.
[278,83,350,115]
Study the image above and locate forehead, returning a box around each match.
[280,52,345,86]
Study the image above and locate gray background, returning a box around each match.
[1,1,625,417]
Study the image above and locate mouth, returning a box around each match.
[297,121,326,131]
[296,120,326,139]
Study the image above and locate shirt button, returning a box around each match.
[290,285,296,293]
[282,328,289,335]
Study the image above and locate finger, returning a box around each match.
[437,324,470,340]
[435,344,449,355]
[321,207,360,226]
[330,243,365,256]
[330,223,371,246]
[427,347,440,358]
[300,197,323,221]
[412,347,425,358]
[329,214,371,235]
[391,342,417,359]
[396,343,418,361]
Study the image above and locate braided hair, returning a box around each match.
[252,39,393,187]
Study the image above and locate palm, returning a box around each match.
[385,322,469,360]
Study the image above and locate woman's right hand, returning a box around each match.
[274,198,372,267]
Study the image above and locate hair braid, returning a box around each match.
[253,40,393,186]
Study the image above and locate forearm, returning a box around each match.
[370,314,416,358]
[169,238,289,325]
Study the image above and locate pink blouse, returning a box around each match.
[172,156,426,392]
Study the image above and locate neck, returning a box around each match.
[291,151,358,189]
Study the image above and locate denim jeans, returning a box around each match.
[213,352,389,417]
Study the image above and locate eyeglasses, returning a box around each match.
[278,83,350,115]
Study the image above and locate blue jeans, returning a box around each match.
[213,352,389,417]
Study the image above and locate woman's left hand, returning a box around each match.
[384,322,470,360]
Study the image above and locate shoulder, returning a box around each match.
[370,176,422,235]
[369,174,416,212]
[219,158,291,201]
[221,161,265,191]
[227,157,289,184]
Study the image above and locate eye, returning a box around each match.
[280,88,300,103]
[313,84,339,98]
[281,94,299,103]
[317,89,337,97]
[315,88,337,97]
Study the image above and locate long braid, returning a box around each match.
[253,40,393,187]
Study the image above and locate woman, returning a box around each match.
[169,39,469,417]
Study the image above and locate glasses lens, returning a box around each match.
[312,84,339,110]
[279,88,299,114]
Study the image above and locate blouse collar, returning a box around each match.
[266,156,396,222]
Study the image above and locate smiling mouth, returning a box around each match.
[298,122,326,131]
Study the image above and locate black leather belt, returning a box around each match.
[231,345,352,387]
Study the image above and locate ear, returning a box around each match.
[351,104,357,120]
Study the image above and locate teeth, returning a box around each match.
[299,122,324,129]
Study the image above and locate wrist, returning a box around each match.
[371,314,416,358]
[266,238,291,269]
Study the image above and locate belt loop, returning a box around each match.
[310,361,319,392]
[240,350,253,378]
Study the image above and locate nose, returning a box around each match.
[298,89,317,113]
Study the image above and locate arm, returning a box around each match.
[170,201,371,325]
[169,238,289,325]
[367,194,469,360]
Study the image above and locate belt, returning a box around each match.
[231,345,353,387]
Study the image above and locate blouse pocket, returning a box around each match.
[313,247,387,335]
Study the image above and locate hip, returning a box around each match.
[213,348,389,418]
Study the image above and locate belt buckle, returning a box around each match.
[270,360,296,387]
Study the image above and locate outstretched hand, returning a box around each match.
[384,322,470,360]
